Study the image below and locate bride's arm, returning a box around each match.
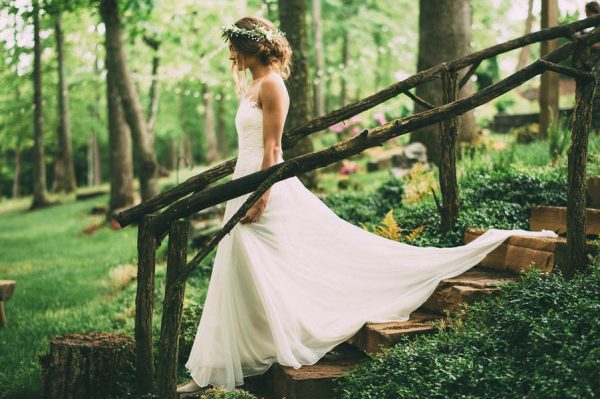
[260,76,287,173]
[240,75,288,224]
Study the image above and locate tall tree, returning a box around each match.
[216,88,229,157]
[30,0,52,209]
[312,0,325,118]
[52,11,77,193]
[278,0,318,189]
[106,50,136,219]
[515,0,535,72]
[203,86,218,164]
[410,0,477,166]
[539,0,559,139]
[100,0,159,202]
[339,0,353,108]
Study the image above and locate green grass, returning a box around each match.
[0,193,141,398]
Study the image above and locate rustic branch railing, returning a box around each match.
[113,14,600,228]
[122,17,600,398]
[148,27,600,246]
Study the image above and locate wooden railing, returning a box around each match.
[115,15,600,398]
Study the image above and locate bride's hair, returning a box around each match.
[586,1,600,14]
[224,16,292,95]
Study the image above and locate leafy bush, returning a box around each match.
[335,257,600,399]
[460,164,568,208]
[323,174,405,225]
[199,387,259,399]
[512,123,540,144]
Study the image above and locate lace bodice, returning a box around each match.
[235,97,265,158]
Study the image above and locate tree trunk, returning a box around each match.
[169,138,178,170]
[203,86,218,164]
[12,148,21,199]
[53,13,77,193]
[100,0,159,202]
[135,215,158,395]
[216,88,229,157]
[157,219,188,399]
[340,0,352,109]
[144,35,160,138]
[540,0,560,139]
[30,0,51,209]
[278,0,318,189]
[566,46,595,276]
[411,0,477,166]
[312,0,325,118]
[106,59,135,219]
[440,69,460,234]
[515,0,535,73]
[182,134,193,167]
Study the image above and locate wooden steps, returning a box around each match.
[269,343,368,399]
[184,226,594,398]
[421,267,520,315]
[346,311,441,354]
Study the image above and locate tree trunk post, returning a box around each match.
[566,45,596,276]
[135,214,157,395]
[157,218,189,399]
[439,67,461,235]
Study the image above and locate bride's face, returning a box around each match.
[228,42,244,71]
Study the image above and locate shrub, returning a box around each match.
[335,257,600,399]
[323,174,405,225]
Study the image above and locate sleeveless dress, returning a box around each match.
[183,95,559,391]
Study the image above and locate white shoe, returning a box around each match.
[176,380,202,393]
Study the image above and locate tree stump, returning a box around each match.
[39,332,135,399]
[0,280,16,327]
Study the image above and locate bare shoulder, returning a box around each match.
[259,73,289,110]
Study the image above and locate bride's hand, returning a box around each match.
[240,193,269,224]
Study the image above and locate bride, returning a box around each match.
[177,16,558,394]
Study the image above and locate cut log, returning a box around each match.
[38,332,135,399]
[75,188,109,200]
[347,311,441,354]
[0,280,16,327]
[529,205,600,236]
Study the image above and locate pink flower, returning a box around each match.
[328,123,346,133]
[350,115,361,123]
[374,112,387,124]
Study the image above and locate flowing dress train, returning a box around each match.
[183,96,558,390]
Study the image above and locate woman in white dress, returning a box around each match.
[177,16,558,394]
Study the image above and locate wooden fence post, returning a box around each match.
[440,67,461,235]
[135,214,157,395]
[157,218,189,399]
[567,45,596,276]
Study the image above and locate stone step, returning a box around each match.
[464,227,600,275]
[420,267,520,315]
[346,311,441,355]
[270,342,368,399]
[529,205,600,236]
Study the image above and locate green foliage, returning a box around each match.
[512,123,540,144]
[335,257,600,399]
[323,173,405,225]
[460,164,568,208]
[547,116,570,163]
[198,387,259,399]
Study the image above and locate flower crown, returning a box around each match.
[220,23,286,44]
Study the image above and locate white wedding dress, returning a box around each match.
[183,95,558,391]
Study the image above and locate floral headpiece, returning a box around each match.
[220,23,286,44]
